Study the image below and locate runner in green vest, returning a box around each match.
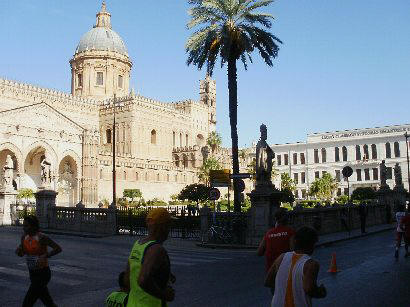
[126,208,175,307]
[106,271,129,307]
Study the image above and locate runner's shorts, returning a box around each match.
[396,232,404,243]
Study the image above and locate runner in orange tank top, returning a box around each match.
[15,215,62,307]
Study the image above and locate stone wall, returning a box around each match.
[47,206,116,235]
[288,203,389,235]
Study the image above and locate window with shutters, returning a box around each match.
[314,149,319,163]
[96,72,104,85]
[335,147,340,162]
[342,146,348,161]
[385,143,391,158]
[300,153,305,164]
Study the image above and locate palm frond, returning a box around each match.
[186,0,282,71]
[241,12,274,28]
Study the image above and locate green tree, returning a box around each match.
[239,149,247,161]
[178,183,211,205]
[17,188,34,204]
[351,187,376,202]
[123,189,142,202]
[280,173,296,192]
[198,156,222,185]
[207,131,222,154]
[186,0,282,212]
[309,173,338,201]
[281,187,295,204]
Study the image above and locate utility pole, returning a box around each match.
[111,94,117,208]
[405,132,410,193]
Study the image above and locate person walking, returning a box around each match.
[265,227,327,307]
[257,209,295,280]
[395,204,406,258]
[359,203,368,234]
[106,271,130,307]
[399,206,410,258]
[125,208,175,307]
[15,215,62,307]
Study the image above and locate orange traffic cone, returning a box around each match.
[327,253,341,273]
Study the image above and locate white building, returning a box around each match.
[268,124,410,199]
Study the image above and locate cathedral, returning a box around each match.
[0,2,217,206]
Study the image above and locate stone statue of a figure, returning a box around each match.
[394,163,403,187]
[2,154,14,190]
[380,160,388,187]
[40,153,52,186]
[255,124,274,186]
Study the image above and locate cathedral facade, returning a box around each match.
[0,3,216,206]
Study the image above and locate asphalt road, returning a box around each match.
[0,227,408,307]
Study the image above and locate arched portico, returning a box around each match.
[57,155,79,206]
[22,142,58,191]
[0,143,22,191]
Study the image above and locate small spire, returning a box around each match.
[95,1,111,29]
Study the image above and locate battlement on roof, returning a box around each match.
[0,78,98,107]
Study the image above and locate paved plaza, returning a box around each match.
[0,227,409,306]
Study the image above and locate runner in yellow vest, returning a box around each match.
[106,271,129,307]
[126,208,175,307]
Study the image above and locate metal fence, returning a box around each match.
[116,206,201,239]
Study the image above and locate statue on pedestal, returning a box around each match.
[40,153,52,187]
[394,163,403,188]
[2,155,14,191]
[380,160,388,188]
[255,124,275,187]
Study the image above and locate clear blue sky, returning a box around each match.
[1,1,409,147]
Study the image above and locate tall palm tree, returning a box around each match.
[207,131,222,154]
[186,0,282,212]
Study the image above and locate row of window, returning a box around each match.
[313,142,401,164]
[277,153,305,166]
[105,128,201,147]
[77,73,124,88]
[100,169,194,183]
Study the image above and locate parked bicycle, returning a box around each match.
[201,224,233,244]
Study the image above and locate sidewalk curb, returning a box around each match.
[42,229,110,239]
[196,226,395,250]
[316,226,395,247]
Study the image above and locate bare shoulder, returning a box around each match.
[144,243,167,258]
[304,259,319,274]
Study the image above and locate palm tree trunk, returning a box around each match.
[228,56,241,212]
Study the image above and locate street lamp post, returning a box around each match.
[405,132,410,193]
[111,94,117,208]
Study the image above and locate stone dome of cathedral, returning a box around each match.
[75,27,128,56]
[74,1,128,57]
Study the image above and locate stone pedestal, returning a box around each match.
[35,190,58,229]
[377,186,407,223]
[0,189,17,225]
[246,185,282,246]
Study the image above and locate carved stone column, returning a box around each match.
[0,189,17,225]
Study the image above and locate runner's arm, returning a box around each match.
[138,245,174,302]
[264,253,284,289]
[303,259,326,298]
[257,237,266,256]
[40,235,62,258]
[15,235,25,257]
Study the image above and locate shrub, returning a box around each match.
[351,187,376,202]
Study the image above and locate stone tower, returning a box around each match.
[70,2,132,100]
[199,74,217,132]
